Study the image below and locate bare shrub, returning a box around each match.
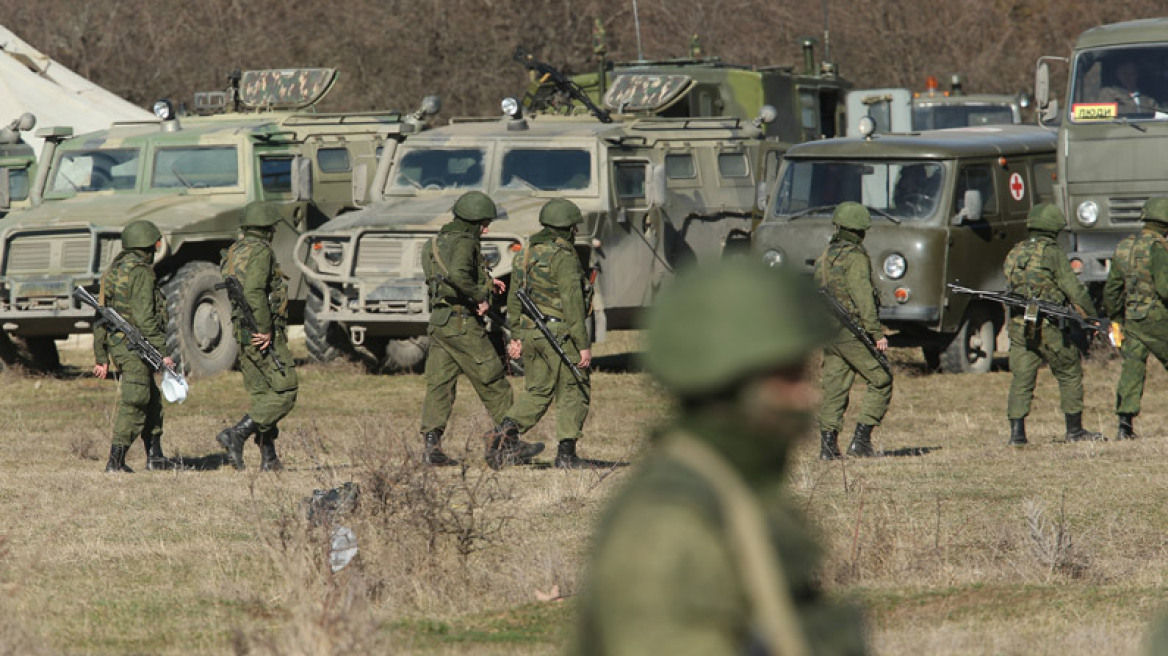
[1024,495,1091,580]
[68,434,100,461]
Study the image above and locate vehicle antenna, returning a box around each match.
[632,0,644,61]
[822,0,831,62]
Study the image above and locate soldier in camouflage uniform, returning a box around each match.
[93,220,175,473]
[490,199,595,469]
[815,202,891,459]
[572,260,868,656]
[419,191,542,466]
[1103,197,1168,440]
[216,202,298,471]
[1004,203,1103,445]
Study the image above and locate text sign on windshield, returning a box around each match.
[1072,103,1118,121]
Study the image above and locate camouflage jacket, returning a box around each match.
[1103,229,1168,322]
[93,249,167,366]
[1004,232,1097,318]
[422,219,492,327]
[508,227,591,350]
[221,229,289,335]
[815,231,881,341]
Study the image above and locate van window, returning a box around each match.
[954,164,998,215]
[1032,161,1057,204]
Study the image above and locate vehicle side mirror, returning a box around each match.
[0,169,9,211]
[645,164,666,208]
[756,181,768,211]
[292,156,313,202]
[1035,62,1050,112]
[351,163,368,207]
[954,190,983,225]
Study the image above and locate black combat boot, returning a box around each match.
[819,430,841,460]
[484,418,544,470]
[1065,413,1104,442]
[423,429,458,466]
[1117,414,1140,440]
[104,444,133,473]
[144,435,167,471]
[257,429,283,472]
[1008,418,1027,446]
[555,439,601,469]
[846,424,875,457]
[216,415,256,471]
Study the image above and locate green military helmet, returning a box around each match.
[1142,197,1168,224]
[451,191,497,223]
[643,259,828,396]
[121,220,162,249]
[832,201,871,231]
[241,201,282,228]
[1027,203,1066,232]
[539,198,584,228]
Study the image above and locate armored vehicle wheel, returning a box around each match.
[304,284,348,363]
[164,261,238,378]
[0,333,60,372]
[936,306,995,374]
[382,337,428,373]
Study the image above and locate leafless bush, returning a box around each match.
[68,434,100,461]
[1024,494,1090,580]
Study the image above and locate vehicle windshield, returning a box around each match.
[388,147,485,192]
[1069,45,1168,122]
[500,148,591,191]
[913,104,1015,129]
[48,148,141,196]
[771,160,944,221]
[151,146,239,189]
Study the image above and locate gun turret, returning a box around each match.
[514,46,612,123]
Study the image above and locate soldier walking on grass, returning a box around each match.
[93,220,175,473]
[216,202,298,471]
[815,202,891,459]
[1004,203,1102,445]
[572,260,868,656]
[486,199,596,469]
[419,191,542,466]
[1103,197,1168,440]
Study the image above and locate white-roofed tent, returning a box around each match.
[0,26,151,157]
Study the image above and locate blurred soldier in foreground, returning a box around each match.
[93,220,175,473]
[1004,203,1102,445]
[1104,197,1168,440]
[816,202,891,459]
[572,259,868,656]
[487,199,596,469]
[216,202,298,471]
[419,191,541,466]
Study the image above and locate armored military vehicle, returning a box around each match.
[0,113,37,218]
[1035,18,1168,285]
[847,75,1028,135]
[753,124,1057,373]
[0,68,435,375]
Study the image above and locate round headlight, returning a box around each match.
[883,253,906,279]
[857,115,877,138]
[762,249,783,267]
[501,97,520,118]
[153,100,175,121]
[1076,201,1099,227]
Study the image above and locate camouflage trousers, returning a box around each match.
[506,328,590,442]
[817,335,892,432]
[1115,319,1168,416]
[239,331,298,433]
[110,343,163,448]
[420,312,512,434]
[1007,319,1084,419]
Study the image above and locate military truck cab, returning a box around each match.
[0,68,433,375]
[753,125,1057,373]
[0,113,38,218]
[847,75,1027,135]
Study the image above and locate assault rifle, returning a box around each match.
[431,274,509,329]
[948,284,1108,335]
[73,286,188,395]
[215,275,286,375]
[819,289,891,374]
[513,46,612,123]
[515,288,590,400]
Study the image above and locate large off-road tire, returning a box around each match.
[383,336,428,373]
[0,333,60,372]
[936,305,996,374]
[304,283,348,363]
[163,261,238,378]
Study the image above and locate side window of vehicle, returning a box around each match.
[954,164,998,216]
[9,168,29,201]
[717,152,749,179]
[613,161,647,204]
[665,154,695,180]
[317,147,351,174]
[1032,160,1057,204]
[260,156,293,196]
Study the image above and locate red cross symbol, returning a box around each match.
[1009,172,1025,201]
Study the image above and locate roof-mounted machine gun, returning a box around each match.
[513,46,612,123]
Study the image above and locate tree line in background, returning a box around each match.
[1,0,1165,120]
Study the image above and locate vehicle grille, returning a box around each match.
[355,235,419,276]
[1108,197,1148,223]
[5,232,93,275]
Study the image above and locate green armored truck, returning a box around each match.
[0,69,435,374]
[1035,18,1168,284]
[753,124,1057,373]
[847,75,1028,135]
[0,113,37,218]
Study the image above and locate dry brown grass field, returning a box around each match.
[2,333,1168,655]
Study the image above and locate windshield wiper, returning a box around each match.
[867,205,901,224]
[396,173,423,190]
[1119,117,1148,132]
[504,174,539,191]
[786,204,838,221]
[171,166,194,189]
